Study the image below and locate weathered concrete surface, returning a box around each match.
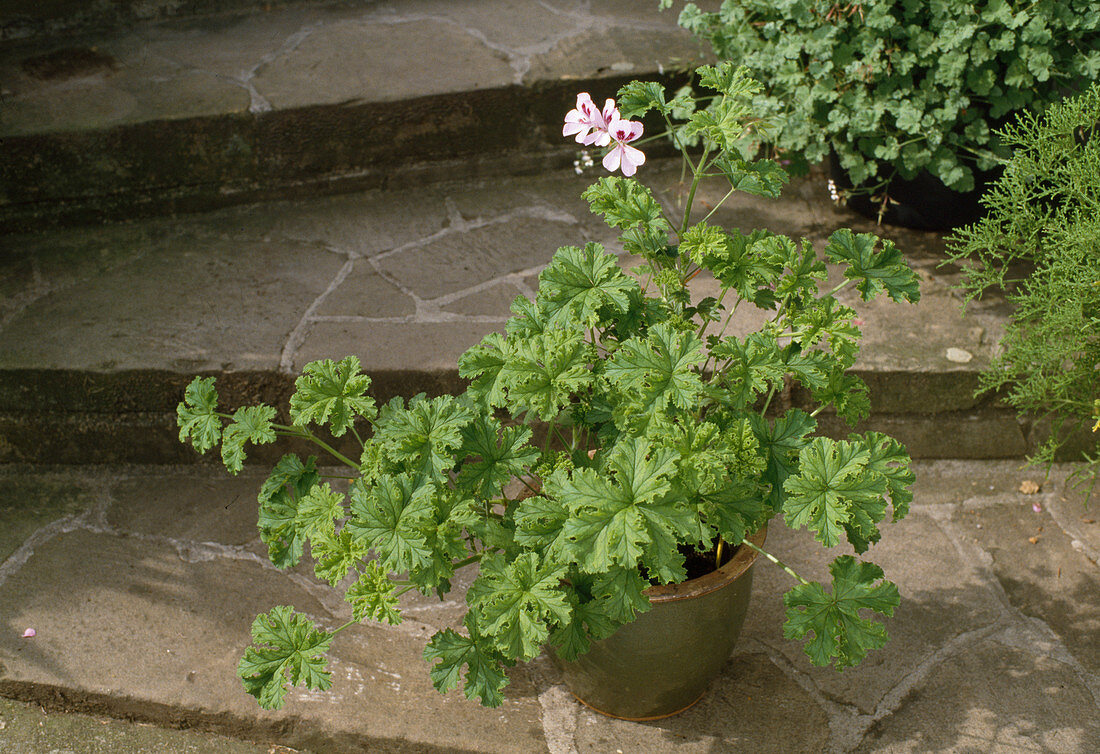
[0,460,1097,752]
[0,0,711,229]
[0,160,1023,463]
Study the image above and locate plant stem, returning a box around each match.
[759,382,779,417]
[700,185,738,225]
[738,539,810,585]
[350,423,366,451]
[273,428,360,470]
[680,145,711,236]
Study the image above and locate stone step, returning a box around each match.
[0,0,706,231]
[0,158,1030,465]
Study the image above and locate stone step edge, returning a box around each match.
[0,366,1043,465]
[0,72,685,233]
[0,678,455,754]
[2,0,318,42]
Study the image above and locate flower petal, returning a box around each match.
[22,628,35,638]
[619,144,645,176]
[602,146,622,173]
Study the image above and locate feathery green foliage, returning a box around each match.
[946,83,1100,497]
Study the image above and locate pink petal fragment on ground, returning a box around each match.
[22,628,35,638]
[1032,502,1043,513]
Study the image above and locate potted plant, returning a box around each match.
[664,0,1100,229]
[177,64,921,720]
[945,82,1100,499]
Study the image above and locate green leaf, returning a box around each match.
[680,222,727,266]
[557,436,687,574]
[824,229,921,304]
[295,482,345,540]
[512,490,570,555]
[506,294,546,337]
[714,156,790,199]
[605,322,705,433]
[536,243,638,328]
[256,455,319,569]
[377,394,473,480]
[856,432,914,522]
[582,177,671,233]
[423,622,510,707]
[458,331,508,408]
[704,228,782,307]
[590,566,652,624]
[346,474,435,573]
[697,62,762,99]
[750,409,817,513]
[220,404,277,474]
[289,355,376,437]
[783,438,886,549]
[616,80,669,118]
[311,529,367,587]
[177,376,221,453]
[238,606,334,710]
[783,556,900,669]
[346,560,401,625]
[469,552,572,661]
[500,329,593,421]
[705,478,771,545]
[788,297,861,368]
[457,417,538,498]
[710,333,786,409]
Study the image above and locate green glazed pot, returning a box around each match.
[554,528,765,720]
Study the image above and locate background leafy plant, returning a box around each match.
[179,64,921,710]
[666,0,1100,199]
[945,82,1100,496]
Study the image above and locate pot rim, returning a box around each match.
[643,527,767,604]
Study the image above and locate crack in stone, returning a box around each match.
[280,255,356,372]
[931,507,1100,710]
[745,638,863,753]
[527,655,579,754]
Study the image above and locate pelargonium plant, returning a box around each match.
[178,64,921,710]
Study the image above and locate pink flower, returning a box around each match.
[602,118,645,176]
[563,93,618,147]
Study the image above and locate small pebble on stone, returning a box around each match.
[945,347,973,363]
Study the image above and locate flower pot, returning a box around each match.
[829,153,1002,231]
[553,527,765,720]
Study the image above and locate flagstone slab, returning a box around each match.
[738,510,1009,717]
[957,483,1100,675]
[0,469,98,563]
[0,233,343,373]
[0,529,547,752]
[854,635,1100,753]
[560,651,830,753]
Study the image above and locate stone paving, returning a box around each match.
[0,460,1098,752]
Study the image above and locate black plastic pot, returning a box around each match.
[553,528,765,720]
[829,152,1002,231]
